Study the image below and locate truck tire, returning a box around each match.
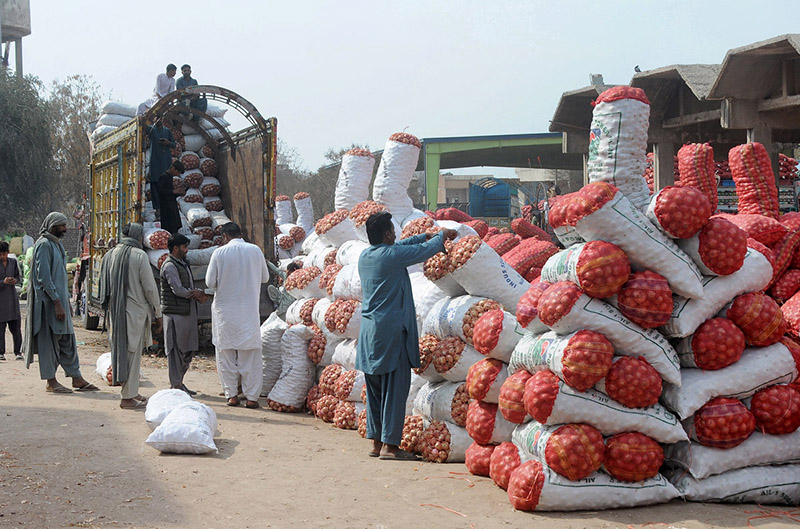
[81,289,100,331]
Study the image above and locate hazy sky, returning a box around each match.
[17,0,800,169]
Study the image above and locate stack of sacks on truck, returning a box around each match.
[90,101,137,144]
[145,106,233,269]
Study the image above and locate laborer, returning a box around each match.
[175,64,208,116]
[357,212,457,460]
[161,233,207,395]
[156,159,186,234]
[266,260,301,320]
[206,222,270,409]
[146,117,176,215]
[0,241,22,361]
[99,223,162,409]
[137,64,177,115]
[22,212,99,393]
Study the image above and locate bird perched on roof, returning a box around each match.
[634,65,642,73]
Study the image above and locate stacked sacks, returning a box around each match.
[91,101,136,143]
[372,132,425,225]
[335,148,375,211]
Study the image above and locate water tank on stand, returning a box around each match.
[1,0,32,76]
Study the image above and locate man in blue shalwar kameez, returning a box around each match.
[356,212,457,460]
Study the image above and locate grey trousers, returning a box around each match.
[120,349,141,399]
[167,342,194,388]
[35,325,81,380]
[364,352,412,447]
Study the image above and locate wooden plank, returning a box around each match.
[216,139,266,253]
[662,109,721,129]
[721,99,759,129]
[653,142,675,191]
[757,94,800,112]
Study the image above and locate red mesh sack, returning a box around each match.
[489,441,521,490]
[486,233,520,256]
[722,214,788,246]
[400,415,424,454]
[515,280,552,328]
[536,281,583,328]
[498,369,532,423]
[415,334,439,376]
[465,442,496,477]
[677,143,717,211]
[567,182,619,224]
[689,318,745,370]
[571,240,631,298]
[650,186,712,239]
[507,460,545,511]
[511,218,550,241]
[319,364,343,396]
[616,271,673,328]
[780,212,800,232]
[729,142,780,218]
[771,229,800,282]
[547,192,577,230]
[483,226,500,240]
[692,397,755,448]
[556,330,614,391]
[473,309,507,356]
[524,267,543,283]
[727,292,787,347]
[604,432,664,482]
[502,239,558,277]
[466,358,505,401]
[596,85,650,105]
[465,219,488,238]
[602,357,662,408]
[784,290,800,337]
[771,269,800,304]
[466,400,500,445]
[750,384,800,435]
[315,395,339,423]
[544,424,604,481]
[695,217,748,275]
[436,207,473,223]
[523,370,560,423]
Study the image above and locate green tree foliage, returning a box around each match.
[0,70,55,231]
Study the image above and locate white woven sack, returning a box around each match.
[183,134,205,153]
[325,301,362,340]
[661,342,798,419]
[143,227,169,250]
[185,247,215,266]
[285,298,315,325]
[573,190,703,299]
[278,223,299,239]
[146,249,168,269]
[431,421,473,463]
[267,324,316,409]
[331,264,362,301]
[91,124,116,141]
[405,374,426,415]
[665,430,800,480]
[450,243,529,314]
[540,243,623,292]
[422,297,454,338]
[417,355,445,383]
[410,272,448,335]
[210,212,231,231]
[554,224,585,248]
[372,139,419,219]
[660,248,773,338]
[317,336,342,367]
[332,338,357,370]
[98,113,131,127]
[474,406,516,444]
[319,216,359,248]
[95,352,112,384]
[145,401,218,454]
[260,313,289,396]
[301,231,328,255]
[305,246,334,270]
[100,100,136,117]
[476,309,525,363]
[294,195,315,233]
[144,389,193,430]
[200,177,220,196]
[335,153,375,211]
[514,461,679,511]
[542,381,687,443]
[185,207,211,228]
[399,209,428,228]
[422,295,485,341]
[435,220,479,240]
[275,201,293,226]
[186,234,201,250]
[439,342,484,383]
[587,97,651,212]
[414,381,461,424]
[547,293,680,386]
[286,274,326,300]
[206,103,227,118]
[668,464,800,505]
[430,275,467,298]
[184,189,204,205]
[200,117,230,130]
[311,298,334,337]
[509,331,591,382]
[335,239,369,267]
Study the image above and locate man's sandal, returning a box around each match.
[74,383,100,392]
[227,396,240,407]
[379,450,419,461]
[46,386,73,394]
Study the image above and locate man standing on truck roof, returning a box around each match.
[161,233,207,395]
[206,222,270,409]
[176,64,208,118]
[99,223,162,409]
[22,212,100,394]
[137,64,177,115]
[156,159,186,234]
[357,212,457,460]
[146,117,176,216]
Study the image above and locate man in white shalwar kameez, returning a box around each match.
[206,222,269,409]
[137,64,177,115]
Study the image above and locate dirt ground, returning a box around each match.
[0,319,797,529]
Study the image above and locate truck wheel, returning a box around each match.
[81,289,99,331]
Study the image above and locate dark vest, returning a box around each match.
[160,255,192,315]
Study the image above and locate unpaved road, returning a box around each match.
[0,319,795,529]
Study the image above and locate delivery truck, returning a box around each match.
[76,85,277,330]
